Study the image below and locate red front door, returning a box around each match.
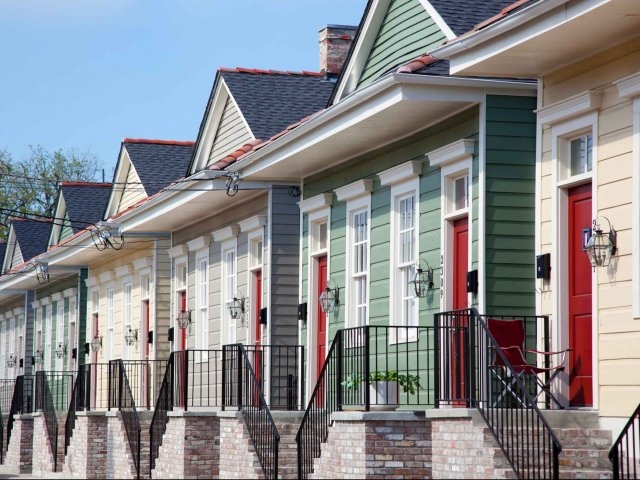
[179,291,187,351]
[568,184,593,406]
[254,270,263,383]
[451,217,469,404]
[316,255,328,379]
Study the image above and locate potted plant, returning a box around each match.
[341,370,422,410]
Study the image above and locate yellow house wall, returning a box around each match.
[540,39,640,418]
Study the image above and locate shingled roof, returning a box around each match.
[11,218,51,261]
[123,139,195,196]
[429,0,519,36]
[219,69,336,140]
[60,182,112,233]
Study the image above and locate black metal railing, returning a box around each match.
[610,401,640,479]
[112,359,141,479]
[295,325,433,479]
[65,364,88,455]
[36,372,60,472]
[149,352,176,473]
[223,344,280,479]
[175,349,223,409]
[34,371,74,412]
[7,375,34,453]
[223,345,304,411]
[435,308,562,479]
[0,378,16,464]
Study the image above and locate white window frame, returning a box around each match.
[68,296,76,370]
[106,285,115,360]
[8,317,15,375]
[122,278,133,359]
[56,300,65,371]
[43,302,52,370]
[195,250,209,350]
[346,196,371,329]
[221,240,237,345]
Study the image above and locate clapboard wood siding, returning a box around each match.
[154,239,171,361]
[269,186,301,347]
[484,94,536,315]
[117,162,146,214]
[207,95,253,167]
[59,212,74,242]
[358,0,446,89]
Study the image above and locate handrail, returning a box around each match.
[7,376,31,451]
[296,330,342,480]
[435,308,562,479]
[223,344,280,479]
[609,401,640,479]
[149,352,177,473]
[113,359,142,479]
[36,371,60,472]
[65,364,87,455]
[0,404,3,464]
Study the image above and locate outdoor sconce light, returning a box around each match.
[91,221,124,251]
[124,327,138,346]
[35,349,43,365]
[90,335,103,352]
[585,216,617,270]
[6,354,16,368]
[55,342,67,359]
[176,309,192,329]
[227,295,246,320]
[409,261,434,298]
[319,281,340,314]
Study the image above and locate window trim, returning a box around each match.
[194,249,210,350]
[220,239,238,345]
[345,194,371,329]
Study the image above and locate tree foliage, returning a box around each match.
[0,145,100,240]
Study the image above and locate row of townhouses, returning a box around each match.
[0,0,639,479]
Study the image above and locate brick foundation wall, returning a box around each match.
[151,411,220,479]
[3,414,33,473]
[32,412,66,476]
[106,412,136,479]
[218,411,264,479]
[310,411,431,479]
[63,412,109,478]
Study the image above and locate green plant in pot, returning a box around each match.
[341,370,422,410]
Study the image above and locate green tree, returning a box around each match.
[0,145,100,239]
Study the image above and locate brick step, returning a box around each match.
[560,448,612,469]
[558,467,613,480]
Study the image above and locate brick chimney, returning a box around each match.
[319,25,357,78]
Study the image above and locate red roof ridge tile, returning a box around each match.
[474,0,533,31]
[123,138,195,146]
[396,54,439,73]
[218,67,324,77]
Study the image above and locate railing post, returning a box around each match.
[118,361,124,410]
[434,314,440,409]
[611,445,619,480]
[364,326,370,411]
[336,331,343,411]
[222,347,226,411]
[467,309,476,408]
[184,350,189,412]
[237,345,243,409]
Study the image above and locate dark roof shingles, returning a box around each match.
[123,141,195,196]
[430,0,520,36]
[60,183,112,233]
[12,219,51,261]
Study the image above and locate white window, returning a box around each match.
[44,305,52,370]
[195,253,209,349]
[68,297,76,369]
[123,280,133,358]
[394,190,419,340]
[8,319,15,374]
[106,286,114,359]
[222,246,237,344]
[56,301,64,370]
[351,209,369,328]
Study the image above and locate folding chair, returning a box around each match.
[487,318,569,409]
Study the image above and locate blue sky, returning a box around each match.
[0,0,366,179]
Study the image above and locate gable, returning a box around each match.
[333,0,449,102]
[48,193,66,249]
[117,161,146,214]
[3,229,21,273]
[358,0,446,89]
[207,94,253,168]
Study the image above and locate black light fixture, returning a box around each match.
[91,221,124,251]
[55,342,67,359]
[176,309,192,329]
[409,261,434,298]
[124,327,138,346]
[227,295,246,320]
[6,354,16,368]
[90,335,103,352]
[585,216,617,270]
[319,281,339,314]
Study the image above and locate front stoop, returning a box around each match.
[3,414,34,474]
[272,411,304,480]
[63,411,109,479]
[32,412,67,477]
[310,411,432,479]
[105,410,154,479]
[151,410,220,479]
[218,411,265,479]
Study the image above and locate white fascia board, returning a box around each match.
[420,1,456,40]
[191,81,229,174]
[231,74,534,178]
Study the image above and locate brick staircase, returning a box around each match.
[272,412,303,480]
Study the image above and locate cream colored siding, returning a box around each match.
[117,162,147,213]
[154,239,171,361]
[207,96,252,167]
[540,39,639,417]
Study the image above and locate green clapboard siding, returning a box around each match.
[484,94,537,315]
[358,0,446,89]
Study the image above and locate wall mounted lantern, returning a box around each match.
[409,261,434,298]
[6,354,16,368]
[91,335,103,352]
[585,216,617,270]
[319,281,340,314]
[124,327,138,346]
[55,342,67,359]
[227,295,246,320]
[34,349,43,365]
[176,309,192,329]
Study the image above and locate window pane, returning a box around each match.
[570,134,592,176]
[319,222,327,250]
[455,176,468,210]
